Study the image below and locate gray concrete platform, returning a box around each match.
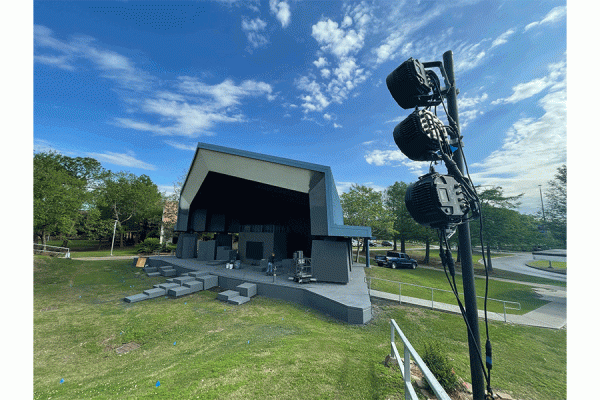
[146,272,161,277]
[146,255,372,324]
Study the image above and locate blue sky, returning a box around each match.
[32,0,567,214]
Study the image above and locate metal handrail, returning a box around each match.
[390,318,451,400]
[33,243,70,258]
[366,276,521,322]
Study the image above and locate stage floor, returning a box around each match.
[146,256,372,325]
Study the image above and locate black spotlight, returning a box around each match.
[393,109,451,162]
[405,172,471,229]
[386,58,441,109]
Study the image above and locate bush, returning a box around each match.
[422,342,460,393]
[136,238,161,254]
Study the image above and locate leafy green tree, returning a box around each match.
[384,182,420,253]
[471,186,527,270]
[340,184,392,261]
[544,165,566,247]
[33,152,103,246]
[96,172,164,248]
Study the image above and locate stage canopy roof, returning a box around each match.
[175,142,371,239]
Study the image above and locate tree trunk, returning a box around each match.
[424,237,430,264]
[355,238,361,263]
[393,238,397,251]
[400,238,406,254]
[120,231,124,248]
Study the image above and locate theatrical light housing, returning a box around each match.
[386,57,442,109]
[404,172,472,230]
[393,109,451,162]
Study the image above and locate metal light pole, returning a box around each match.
[110,220,118,256]
[442,50,486,400]
[539,185,546,221]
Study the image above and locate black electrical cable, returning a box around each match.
[430,78,494,397]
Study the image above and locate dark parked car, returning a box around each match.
[374,251,418,269]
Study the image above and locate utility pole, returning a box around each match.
[442,50,486,400]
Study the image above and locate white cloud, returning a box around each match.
[241,16,268,49]
[34,24,153,90]
[364,148,428,176]
[492,59,565,105]
[333,123,342,129]
[311,18,365,59]
[525,6,566,31]
[269,0,291,28]
[471,79,566,213]
[164,140,198,151]
[87,151,156,171]
[313,57,329,68]
[491,28,515,48]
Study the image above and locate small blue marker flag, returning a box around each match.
[60,378,64,384]
[173,341,176,345]
[156,380,160,387]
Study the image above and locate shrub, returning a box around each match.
[136,238,161,254]
[422,341,460,393]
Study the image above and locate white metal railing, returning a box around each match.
[33,243,70,258]
[366,276,521,322]
[390,318,451,400]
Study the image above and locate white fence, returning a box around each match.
[390,318,451,400]
[33,243,70,258]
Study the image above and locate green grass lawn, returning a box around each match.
[529,260,567,270]
[364,265,549,315]
[33,257,566,399]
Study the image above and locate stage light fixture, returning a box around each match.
[404,172,471,230]
[386,57,442,109]
[393,109,451,162]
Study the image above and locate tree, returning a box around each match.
[33,152,103,246]
[544,165,566,247]
[384,182,420,253]
[96,172,164,248]
[471,186,524,271]
[340,184,392,261]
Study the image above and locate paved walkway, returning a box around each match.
[369,288,566,329]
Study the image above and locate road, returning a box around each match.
[484,252,566,283]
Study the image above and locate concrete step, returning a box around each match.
[143,266,158,273]
[168,285,193,298]
[124,293,149,303]
[183,280,203,292]
[173,276,196,285]
[155,282,181,292]
[217,290,240,302]
[227,295,251,305]
[146,272,161,277]
[236,282,257,298]
[198,274,219,290]
[160,268,177,277]
[143,287,166,299]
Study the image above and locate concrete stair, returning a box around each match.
[124,270,218,303]
[216,282,257,305]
